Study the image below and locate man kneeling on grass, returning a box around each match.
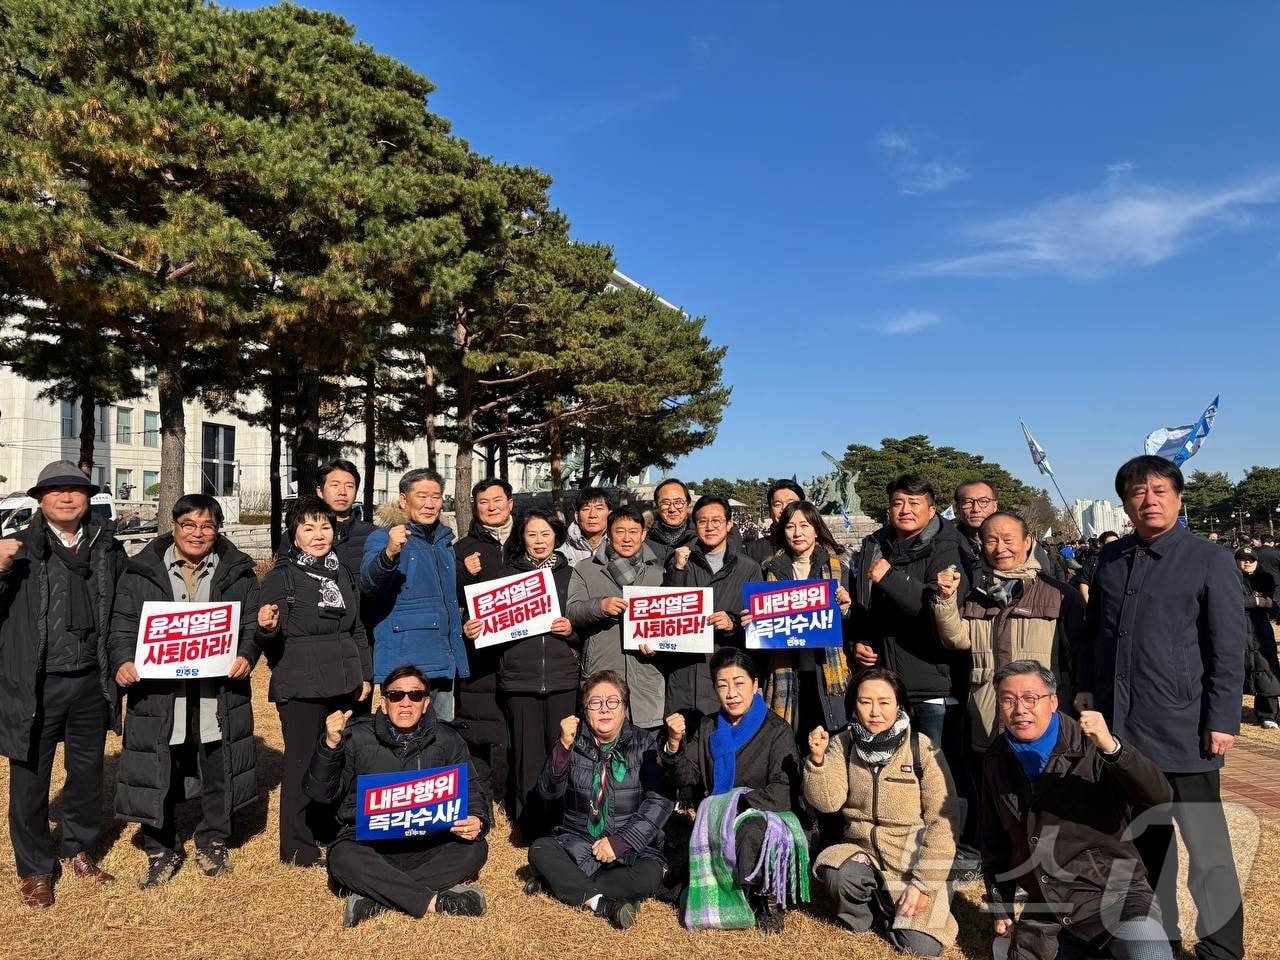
[304,664,491,928]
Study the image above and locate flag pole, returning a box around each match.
[1047,473,1081,539]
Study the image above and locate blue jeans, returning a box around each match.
[429,678,455,721]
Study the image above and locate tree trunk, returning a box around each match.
[77,383,97,477]
[295,370,321,498]
[483,443,496,479]
[548,419,564,520]
[269,374,283,552]
[424,363,437,470]
[363,363,377,520]
[498,439,509,482]
[156,345,185,535]
[453,309,474,536]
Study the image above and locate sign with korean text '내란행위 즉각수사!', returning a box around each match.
[463,567,560,648]
[622,585,714,653]
[134,601,241,679]
[355,764,468,841]
[744,579,842,649]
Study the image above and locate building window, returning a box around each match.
[96,405,109,442]
[116,407,132,444]
[143,470,159,498]
[92,466,106,488]
[115,468,133,493]
[143,410,159,448]
[201,423,236,496]
[60,401,76,439]
[443,453,453,471]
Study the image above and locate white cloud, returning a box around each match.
[907,170,1280,279]
[877,130,969,196]
[873,309,943,335]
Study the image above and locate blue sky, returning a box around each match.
[230,2,1279,505]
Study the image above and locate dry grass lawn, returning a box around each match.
[3,675,1280,960]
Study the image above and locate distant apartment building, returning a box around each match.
[1071,498,1129,537]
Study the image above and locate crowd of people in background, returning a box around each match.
[1,452,1268,960]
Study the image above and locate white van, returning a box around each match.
[0,492,118,537]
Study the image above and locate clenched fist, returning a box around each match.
[325,709,354,748]
[0,539,22,572]
[463,551,482,576]
[808,726,829,765]
[665,712,686,753]
[559,715,580,750]
[935,565,962,601]
[672,546,691,571]
[1077,710,1117,754]
[385,524,410,560]
[599,596,627,618]
[258,603,280,631]
[115,661,140,688]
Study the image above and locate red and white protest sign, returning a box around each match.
[463,567,560,649]
[622,585,714,654]
[134,601,241,679]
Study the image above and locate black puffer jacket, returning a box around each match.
[454,522,506,719]
[662,545,763,718]
[258,556,372,703]
[663,703,798,813]
[0,513,122,759]
[1243,567,1280,700]
[538,720,672,872]
[854,515,970,702]
[304,708,491,845]
[495,554,579,695]
[109,535,262,828]
[982,714,1171,960]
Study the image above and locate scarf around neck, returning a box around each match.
[291,549,345,610]
[648,519,696,550]
[482,516,514,546]
[710,693,768,794]
[1005,711,1061,781]
[604,542,646,588]
[850,709,911,766]
[588,730,629,838]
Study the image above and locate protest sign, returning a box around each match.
[355,764,468,841]
[744,579,842,649]
[622,585,714,653]
[464,567,560,649]
[134,601,240,679]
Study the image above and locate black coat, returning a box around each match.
[663,704,798,813]
[854,516,970,702]
[537,720,673,872]
[304,708,491,845]
[662,545,763,718]
[258,557,372,702]
[495,555,579,695]
[1242,568,1280,699]
[109,535,262,828]
[981,714,1172,960]
[0,513,122,759]
[454,523,506,698]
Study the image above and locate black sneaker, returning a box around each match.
[434,883,486,917]
[522,874,546,896]
[194,840,231,877]
[139,851,183,890]
[595,896,639,930]
[754,897,785,935]
[342,893,384,928]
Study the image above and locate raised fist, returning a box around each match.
[935,565,962,601]
[0,539,22,572]
[257,603,280,631]
[808,726,830,764]
[665,712,686,752]
[559,715,580,750]
[385,525,410,560]
[325,709,353,748]
[463,551,482,576]
[673,546,691,570]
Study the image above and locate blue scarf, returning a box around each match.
[710,693,767,795]
[1004,711,1061,781]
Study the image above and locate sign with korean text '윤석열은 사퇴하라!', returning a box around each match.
[622,585,714,653]
[133,601,240,679]
[464,568,560,649]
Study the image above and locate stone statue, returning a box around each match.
[808,450,862,516]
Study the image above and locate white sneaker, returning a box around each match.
[1262,720,1279,730]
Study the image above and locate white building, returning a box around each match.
[1071,498,1129,538]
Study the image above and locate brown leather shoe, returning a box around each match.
[63,852,114,884]
[19,874,54,908]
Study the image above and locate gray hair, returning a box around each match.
[399,468,445,496]
[993,659,1057,692]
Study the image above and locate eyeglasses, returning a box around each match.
[958,497,996,509]
[657,499,687,510]
[585,697,623,711]
[176,521,218,534]
[695,518,726,528]
[384,689,427,703]
[997,692,1053,710]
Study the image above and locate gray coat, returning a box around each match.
[567,543,666,729]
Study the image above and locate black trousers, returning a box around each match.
[327,837,488,917]
[503,689,576,829]
[7,669,108,877]
[277,695,355,865]
[1133,769,1244,960]
[528,836,664,906]
[733,816,767,889]
[140,734,229,857]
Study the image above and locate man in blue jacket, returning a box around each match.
[361,469,467,720]
[1076,455,1246,960]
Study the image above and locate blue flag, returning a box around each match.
[1144,395,1219,466]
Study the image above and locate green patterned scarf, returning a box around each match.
[587,732,628,839]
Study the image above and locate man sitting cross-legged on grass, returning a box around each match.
[304,663,491,928]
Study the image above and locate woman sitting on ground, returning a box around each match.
[663,647,807,934]
[803,668,959,957]
[525,670,674,929]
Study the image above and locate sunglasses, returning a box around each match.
[384,689,427,703]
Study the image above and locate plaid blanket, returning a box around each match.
[683,788,810,930]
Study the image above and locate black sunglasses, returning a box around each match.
[384,689,427,703]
